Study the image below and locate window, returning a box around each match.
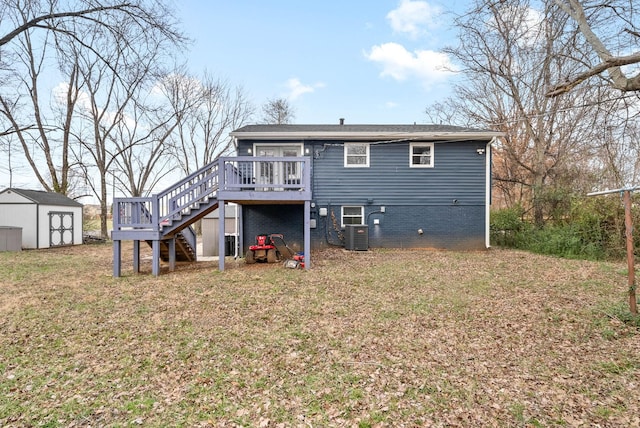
[344,143,369,167]
[341,206,364,227]
[410,143,434,168]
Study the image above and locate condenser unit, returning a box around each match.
[344,224,368,251]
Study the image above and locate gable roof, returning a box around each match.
[231,124,503,141]
[1,188,83,207]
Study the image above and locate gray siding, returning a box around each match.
[310,140,486,206]
[310,205,485,251]
[237,138,489,251]
[243,205,304,253]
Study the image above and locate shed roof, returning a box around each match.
[231,124,503,141]
[1,188,83,207]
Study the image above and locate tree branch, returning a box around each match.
[0,4,134,47]
[547,52,640,96]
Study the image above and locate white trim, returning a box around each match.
[252,142,304,157]
[232,131,504,141]
[409,142,434,168]
[344,143,370,167]
[485,138,495,249]
[341,205,364,227]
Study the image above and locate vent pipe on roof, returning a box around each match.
[339,118,344,125]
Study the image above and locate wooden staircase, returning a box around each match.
[112,155,313,276]
[112,160,223,275]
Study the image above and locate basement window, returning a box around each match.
[410,142,434,168]
[341,206,364,227]
[344,143,370,167]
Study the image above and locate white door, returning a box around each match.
[255,145,302,189]
[50,211,74,246]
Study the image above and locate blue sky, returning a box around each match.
[176,0,468,124]
[1,0,469,193]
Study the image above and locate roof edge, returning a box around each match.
[230,131,504,141]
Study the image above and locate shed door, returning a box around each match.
[50,211,74,246]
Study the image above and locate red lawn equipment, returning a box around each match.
[245,233,305,268]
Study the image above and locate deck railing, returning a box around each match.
[220,156,311,192]
[113,156,311,233]
[113,160,220,232]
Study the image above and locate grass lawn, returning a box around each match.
[1,243,639,427]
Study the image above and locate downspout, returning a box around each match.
[485,137,496,249]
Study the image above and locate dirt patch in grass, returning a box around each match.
[1,244,639,427]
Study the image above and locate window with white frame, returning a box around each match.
[341,206,364,227]
[344,143,369,167]
[410,142,434,167]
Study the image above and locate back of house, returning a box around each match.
[230,123,501,253]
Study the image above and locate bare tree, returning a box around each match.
[589,93,640,188]
[0,25,82,194]
[548,0,640,96]
[431,0,607,225]
[0,0,183,50]
[0,0,184,198]
[109,86,182,199]
[63,18,182,238]
[261,97,295,124]
[164,71,254,176]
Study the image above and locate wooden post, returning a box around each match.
[133,240,140,273]
[588,187,640,315]
[622,190,638,315]
[219,201,226,272]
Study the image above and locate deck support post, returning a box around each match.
[304,200,311,270]
[133,240,140,273]
[219,201,226,271]
[238,204,244,259]
[113,240,121,277]
[168,238,176,272]
[152,240,161,276]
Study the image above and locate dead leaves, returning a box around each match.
[0,245,639,426]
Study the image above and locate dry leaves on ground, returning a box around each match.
[0,244,639,427]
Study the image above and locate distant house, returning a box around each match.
[0,188,83,249]
[111,123,502,275]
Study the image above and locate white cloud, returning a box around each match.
[52,82,92,111]
[489,5,543,48]
[386,0,441,39]
[284,78,325,101]
[512,6,544,48]
[365,42,456,88]
[52,81,138,129]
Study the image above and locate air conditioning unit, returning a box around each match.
[344,224,368,251]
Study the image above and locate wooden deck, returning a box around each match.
[112,156,312,276]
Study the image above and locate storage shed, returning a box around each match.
[202,204,238,257]
[0,188,83,249]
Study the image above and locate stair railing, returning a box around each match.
[113,159,222,233]
[157,161,220,226]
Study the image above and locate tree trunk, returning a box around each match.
[101,172,109,240]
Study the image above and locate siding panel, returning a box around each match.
[311,140,486,206]
[237,137,490,251]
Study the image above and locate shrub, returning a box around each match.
[491,194,640,261]
[490,205,526,247]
